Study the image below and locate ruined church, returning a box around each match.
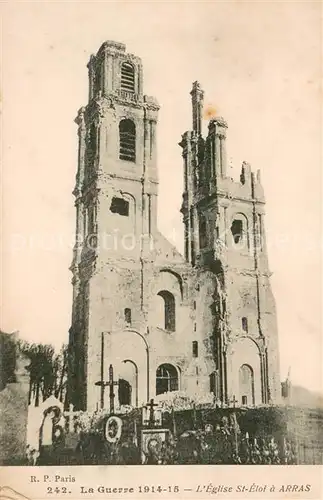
[68,41,281,411]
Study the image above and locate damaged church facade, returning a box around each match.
[68,41,281,411]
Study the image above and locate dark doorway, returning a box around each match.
[239,364,255,406]
[118,378,132,406]
[210,370,220,400]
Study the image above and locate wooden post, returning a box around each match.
[94,333,105,409]
[94,335,118,412]
[172,407,176,436]
[193,402,197,429]
[108,364,118,414]
[65,403,75,433]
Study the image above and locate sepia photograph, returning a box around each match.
[0,0,322,480]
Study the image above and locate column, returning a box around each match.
[75,201,84,256]
[259,212,268,257]
[88,58,95,101]
[107,53,114,91]
[184,155,188,192]
[95,123,100,169]
[143,118,150,171]
[111,54,116,92]
[210,136,215,178]
[83,206,88,238]
[190,81,204,134]
[76,111,86,189]
[184,217,190,262]
[192,207,199,260]
[103,50,108,95]
[265,349,270,403]
[220,136,227,177]
[219,205,228,246]
[215,135,221,177]
[138,63,143,97]
[150,194,158,236]
[150,120,157,166]
[259,352,265,403]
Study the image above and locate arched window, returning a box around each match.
[121,62,135,92]
[242,317,248,332]
[119,119,136,162]
[86,123,97,171]
[199,214,207,249]
[231,219,243,244]
[231,213,249,248]
[124,308,132,325]
[156,364,178,395]
[210,371,220,399]
[89,124,97,153]
[157,290,176,331]
[118,378,132,405]
[239,364,255,406]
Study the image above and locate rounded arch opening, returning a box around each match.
[239,363,255,406]
[157,290,176,332]
[119,119,136,162]
[230,212,249,249]
[199,213,208,249]
[156,363,179,395]
[159,269,184,300]
[121,62,135,92]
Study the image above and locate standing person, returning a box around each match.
[164,432,178,465]
[283,438,296,465]
[229,413,241,464]
[177,431,201,464]
[119,433,141,465]
[250,438,261,464]
[269,437,280,464]
[220,416,233,464]
[239,433,250,464]
[109,438,121,465]
[201,424,217,464]
[212,424,223,464]
[259,437,271,464]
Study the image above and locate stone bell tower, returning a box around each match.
[69,41,160,410]
[180,82,281,406]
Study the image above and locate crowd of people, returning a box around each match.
[33,413,297,465]
[142,417,297,465]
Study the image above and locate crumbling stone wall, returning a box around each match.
[0,333,30,465]
[69,42,281,411]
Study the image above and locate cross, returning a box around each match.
[63,403,82,433]
[230,395,238,408]
[95,364,118,413]
[95,377,110,410]
[107,364,118,414]
[146,398,158,426]
[95,332,107,409]
[94,333,118,411]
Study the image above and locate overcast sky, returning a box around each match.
[1,1,322,392]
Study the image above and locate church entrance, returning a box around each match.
[118,379,132,406]
[156,363,179,395]
[239,364,255,406]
